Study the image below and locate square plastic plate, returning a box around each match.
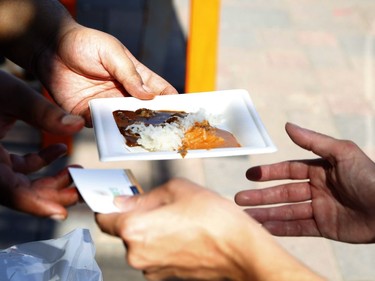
[89,89,277,161]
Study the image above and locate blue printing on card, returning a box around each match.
[130,185,140,195]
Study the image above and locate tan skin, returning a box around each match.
[96,178,324,281]
[0,70,84,219]
[36,25,178,125]
[0,0,176,217]
[96,123,375,280]
[235,123,375,243]
[0,0,178,126]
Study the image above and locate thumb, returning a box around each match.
[2,183,68,220]
[96,185,174,238]
[0,70,84,134]
[113,184,174,213]
[285,122,343,159]
[29,96,85,135]
[102,42,156,100]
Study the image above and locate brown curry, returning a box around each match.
[113,108,240,157]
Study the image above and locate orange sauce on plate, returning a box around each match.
[113,109,241,157]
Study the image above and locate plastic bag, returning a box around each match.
[0,228,103,281]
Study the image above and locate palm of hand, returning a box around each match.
[39,28,132,122]
[237,123,375,243]
[36,27,177,125]
[308,148,375,243]
[240,148,375,243]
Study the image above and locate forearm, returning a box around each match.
[0,0,77,71]
[228,224,325,281]
[248,246,325,281]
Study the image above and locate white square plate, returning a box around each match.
[89,89,277,161]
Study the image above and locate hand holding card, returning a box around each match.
[68,168,142,214]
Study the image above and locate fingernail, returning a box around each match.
[114,195,133,211]
[288,122,300,128]
[61,114,84,125]
[50,214,66,221]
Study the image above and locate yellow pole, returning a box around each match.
[185,0,221,93]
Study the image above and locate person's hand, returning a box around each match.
[0,143,81,219]
[235,122,375,243]
[96,178,323,281]
[0,70,84,219]
[35,24,178,126]
[0,0,177,126]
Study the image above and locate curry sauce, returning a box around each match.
[113,108,241,157]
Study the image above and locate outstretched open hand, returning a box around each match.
[235,123,375,243]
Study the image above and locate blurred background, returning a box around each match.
[1,0,375,280]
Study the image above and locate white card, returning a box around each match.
[68,168,142,214]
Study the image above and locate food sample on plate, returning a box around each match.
[112,108,240,157]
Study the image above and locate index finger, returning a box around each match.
[94,192,163,239]
[246,158,325,182]
[95,212,125,237]
[102,43,156,100]
[113,178,197,213]
[95,183,174,236]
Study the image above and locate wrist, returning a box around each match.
[224,219,325,281]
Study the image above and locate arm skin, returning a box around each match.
[0,0,178,125]
[235,122,375,243]
[96,178,324,281]
[0,70,85,219]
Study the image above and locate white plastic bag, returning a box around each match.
[0,228,102,281]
